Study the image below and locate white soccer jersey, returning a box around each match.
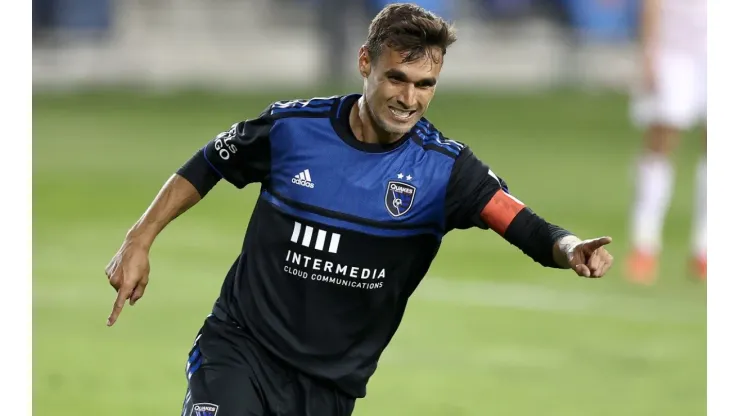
[631,0,707,129]
[658,0,707,54]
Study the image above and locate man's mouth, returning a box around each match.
[388,107,416,121]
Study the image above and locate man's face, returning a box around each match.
[359,45,442,136]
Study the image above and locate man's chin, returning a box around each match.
[378,117,417,136]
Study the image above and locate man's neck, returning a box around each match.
[350,96,403,145]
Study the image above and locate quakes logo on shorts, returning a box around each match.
[191,403,218,416]
[385,181,416,217]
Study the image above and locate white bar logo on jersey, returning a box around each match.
[290,221,340,253]
[292,169,315,188]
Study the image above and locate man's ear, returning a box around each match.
[358,45,371,79]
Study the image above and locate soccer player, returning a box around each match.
[104,4,614,415]
[627,0,707,284]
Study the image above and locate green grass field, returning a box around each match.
[32,89,706,415]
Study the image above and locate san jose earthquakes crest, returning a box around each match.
[191,403,218,416]
[385,181,416,217]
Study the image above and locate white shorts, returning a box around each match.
[630,48,707,130]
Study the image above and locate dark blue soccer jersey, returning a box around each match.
[177,94,565,398]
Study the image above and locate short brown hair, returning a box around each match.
[366,3,457,64]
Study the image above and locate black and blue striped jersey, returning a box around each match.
[177,93,569,398]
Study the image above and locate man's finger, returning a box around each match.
[587,251,604,273]
[107,284,134,326]
[585,236,613,251]
[574,264,591,278]
[129,282,147,306]
[595,254,614,277]
[108,272,122,290]
[593,264,606,278]
[105,259,119,282]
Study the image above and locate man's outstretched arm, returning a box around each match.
[478,188,614,277]
[445,145,614,278]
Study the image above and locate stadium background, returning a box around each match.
[32,1,706,415]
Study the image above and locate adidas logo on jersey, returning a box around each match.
[292,169,315,188]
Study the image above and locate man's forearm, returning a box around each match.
[125,174,202,250]
[490,205,573,269]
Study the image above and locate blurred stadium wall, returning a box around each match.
[32,0,641,92]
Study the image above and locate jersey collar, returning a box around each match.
[330,93,416,153]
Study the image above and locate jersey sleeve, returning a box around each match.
[445,146,573,269]
[177,107,274,195]
[444,146,507,231]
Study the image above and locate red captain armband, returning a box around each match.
[480,190,527,235]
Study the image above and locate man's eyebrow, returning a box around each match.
[384,69,436,86]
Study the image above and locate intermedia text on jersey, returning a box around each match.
[284,249,386,290]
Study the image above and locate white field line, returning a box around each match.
[33,277,705,325]
[414,278,705,325]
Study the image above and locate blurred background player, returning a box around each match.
[627,0,707,284]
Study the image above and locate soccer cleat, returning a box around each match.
[625,250,657,285]
[691,254,707,281]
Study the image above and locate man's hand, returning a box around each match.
[102,174,203,326]
[556,235,614,278]
[104,239,151,326]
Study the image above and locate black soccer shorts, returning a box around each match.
[180,314,356,416]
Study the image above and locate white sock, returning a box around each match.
[630,152,675,254]
[692,157,707,257]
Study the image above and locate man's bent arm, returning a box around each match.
[125,143,223,249]
[105,113,272,326]
[124,174,204,250]
[123,105,275,250]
